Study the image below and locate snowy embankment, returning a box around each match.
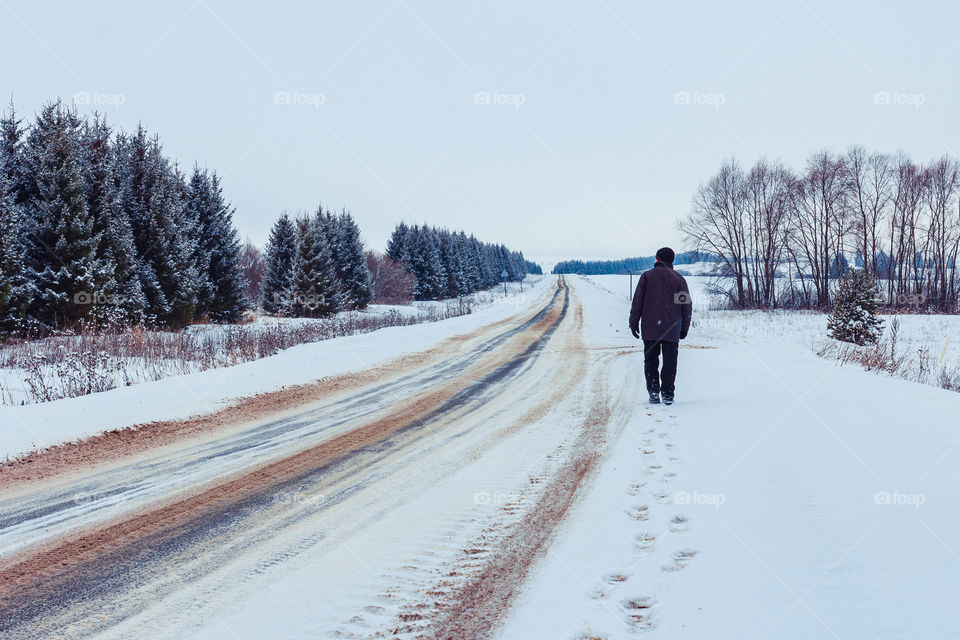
[499,274,960,638]
[0,279,541,408]
[0,277,551,462]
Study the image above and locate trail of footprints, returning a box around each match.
[586,409,697,637]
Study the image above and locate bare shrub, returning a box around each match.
[366,251,415,305]
[1,303,467,405]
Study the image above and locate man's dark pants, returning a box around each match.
[643,340,679,396]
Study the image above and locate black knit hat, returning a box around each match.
[656,247,675,265]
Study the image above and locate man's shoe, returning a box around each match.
[662,393,674,406]
[649,391,661,404]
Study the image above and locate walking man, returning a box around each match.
[628,247,692,405]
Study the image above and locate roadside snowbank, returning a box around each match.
[0,277,553,461]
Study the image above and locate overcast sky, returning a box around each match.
[3,0,959,262]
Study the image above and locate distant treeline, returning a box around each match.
[387,222,542,301]
[681,148,960,311]
[551,250,715,275]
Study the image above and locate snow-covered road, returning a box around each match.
[2,274,960,639]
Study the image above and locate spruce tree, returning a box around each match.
[291,215,341,317]
[439,229,466,297]
[331,209,372,309]
[827,269,884,345]
[261,212,297,314]
[386,222,411,263]
[0,103,28,333]
[0,172,22,334]
[22,101,111,330]
[123,128,198,326]
[82,119,146,325]
[187,168,244,322]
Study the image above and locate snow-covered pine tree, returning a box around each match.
[0,171,22,334]
[261,212,297,314]
[438,229,466,298]
[386,222,411,264]
[0,103,29,333]
[479,242,497,288]
[187,168,244,322]
[205,172,245,322]
[458,232,479,294]
[123,128,199,326]
[21,101,112,330]
[827,268,883,345]
[312,207,347,308]
[185,167,215,317]
[330,208,372,309]
[427,226,448,299]
[82,117,146,325]
[291,215,341,317]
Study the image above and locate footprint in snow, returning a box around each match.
[604,571,631,584]
[622,596,656,632]
[627,481,646,495]
[634,532,656,552]
[663,549,698,572]
[670,514,689,533]
[626,505,650,521]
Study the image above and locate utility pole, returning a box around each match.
[501,269,508,296]
[628,269,633,300]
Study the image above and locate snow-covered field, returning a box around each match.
[3,273,960,639]
[590,273,960,390]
